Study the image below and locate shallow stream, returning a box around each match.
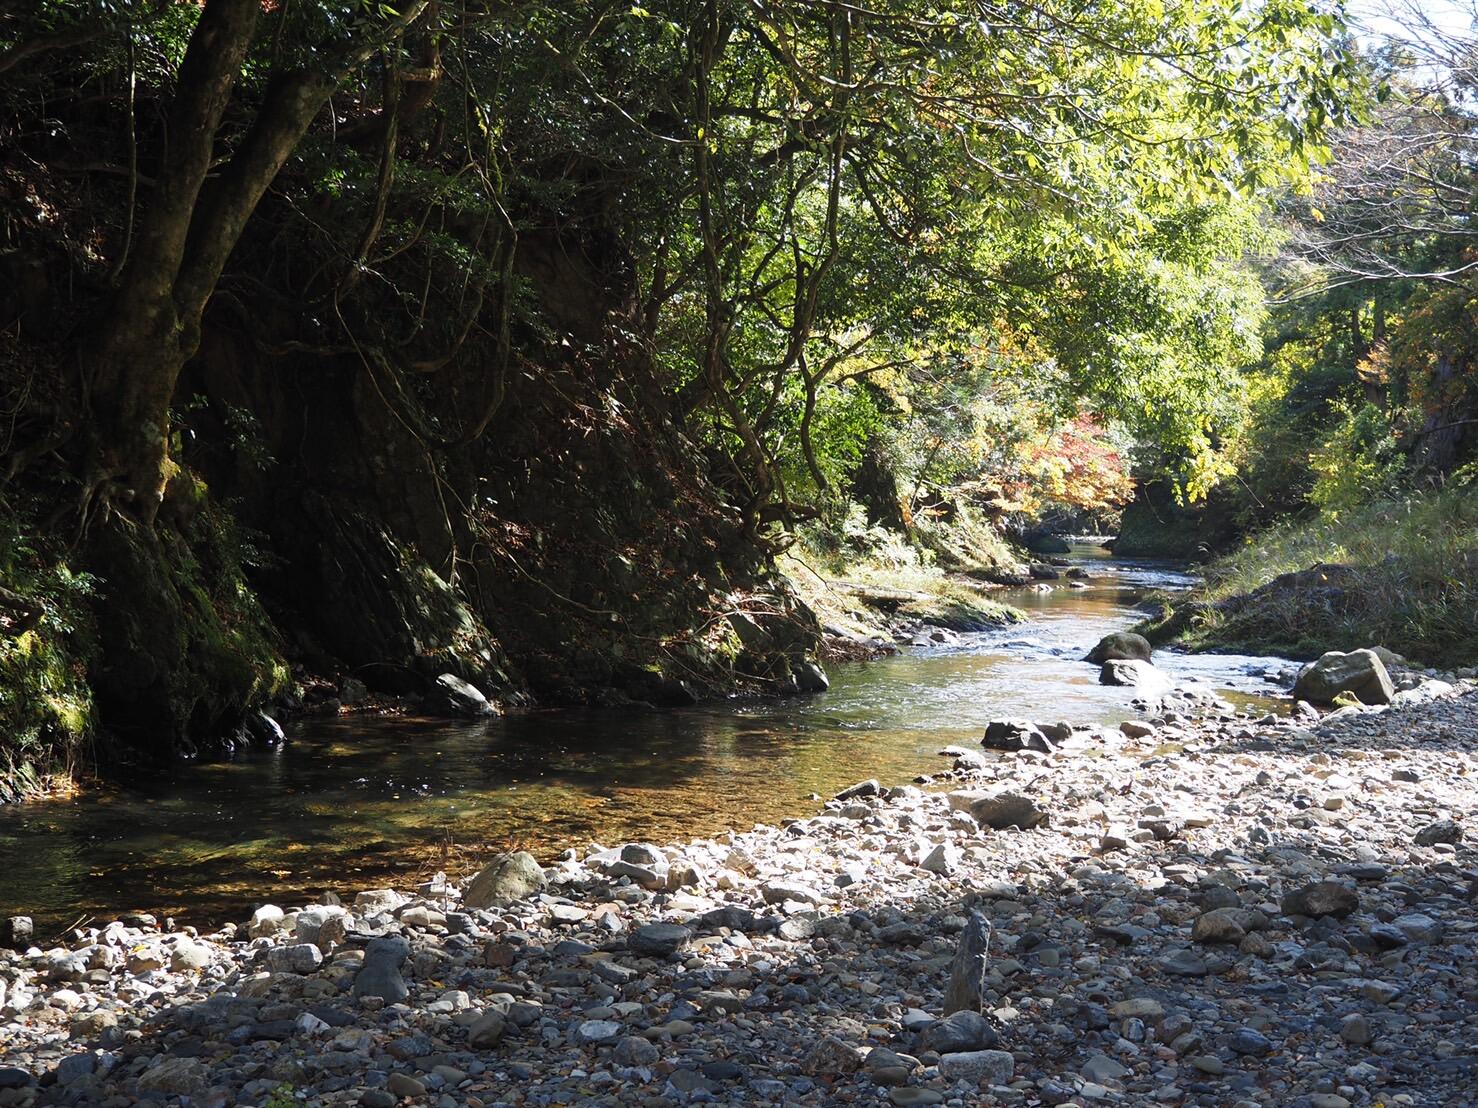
[0,544,1291,931]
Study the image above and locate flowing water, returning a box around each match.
[0,544,1292,932]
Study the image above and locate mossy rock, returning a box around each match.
[86,500,291,753]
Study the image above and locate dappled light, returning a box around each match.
[2,1,1478,1105]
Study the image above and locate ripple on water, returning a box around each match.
[0,546,1292,929]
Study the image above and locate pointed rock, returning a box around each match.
[943,912,991,1015]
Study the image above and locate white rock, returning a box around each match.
[920,842,959,875]
[247,905,288,939]
[575,1019,623,1044]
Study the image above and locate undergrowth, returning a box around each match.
[1147,485,1478,664]
[0,498,97,800]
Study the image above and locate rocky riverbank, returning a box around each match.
[2,682,1476,1107]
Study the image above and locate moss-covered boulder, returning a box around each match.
[85,498,292,755]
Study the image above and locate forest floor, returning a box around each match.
[2,681,1476,1107]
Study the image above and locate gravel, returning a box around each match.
[1,683,1476,1107]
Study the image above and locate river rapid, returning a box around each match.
[0,544,1292,931]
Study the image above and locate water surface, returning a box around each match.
[0,545,1289,932]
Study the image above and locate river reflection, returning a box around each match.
[0,546,1289,930]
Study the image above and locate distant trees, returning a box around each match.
[637,0,1355,525]
[1243,1,1478,512]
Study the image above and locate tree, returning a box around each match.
[26,0,431,527]
[638,0,1352,520]
[1255,2,1478,486]
[0,0,1364,751]
[1282,2,1478,293]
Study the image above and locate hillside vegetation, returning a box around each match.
[1141,13,1478,665]
[1142,487,1478,665]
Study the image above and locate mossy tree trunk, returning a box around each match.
[88,0,260,524]
[79,0,428,750]
[88,0,427,525]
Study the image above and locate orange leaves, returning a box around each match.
[990,415,1133,515]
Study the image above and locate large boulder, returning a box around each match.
[1086,632,1152,664]
[463,851,547,907]
[981,719,1054,753]
[423,673,495,718]
[1099,659,1170,694]
[1293,649,1394,706]
[1026,534,1072,555]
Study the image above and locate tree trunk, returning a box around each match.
[86,0,429,526]
[1416,353,1471,473]
[89,0,261,524]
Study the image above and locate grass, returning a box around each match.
[1140,486,1478,665]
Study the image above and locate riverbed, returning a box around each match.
[0,545,1292,931]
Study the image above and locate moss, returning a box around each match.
[783,516,1025,646]
[899,583,1025,632]
[86,477,294,750]
[0,503,97,800]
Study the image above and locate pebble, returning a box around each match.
[386,1072,426,1098]
[1230,1028,1273,1056]
[2,682,1474,1108]
[889,1090,944,1106]
[937,1048,1013,1083]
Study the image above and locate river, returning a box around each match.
[0,544,1291,932]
